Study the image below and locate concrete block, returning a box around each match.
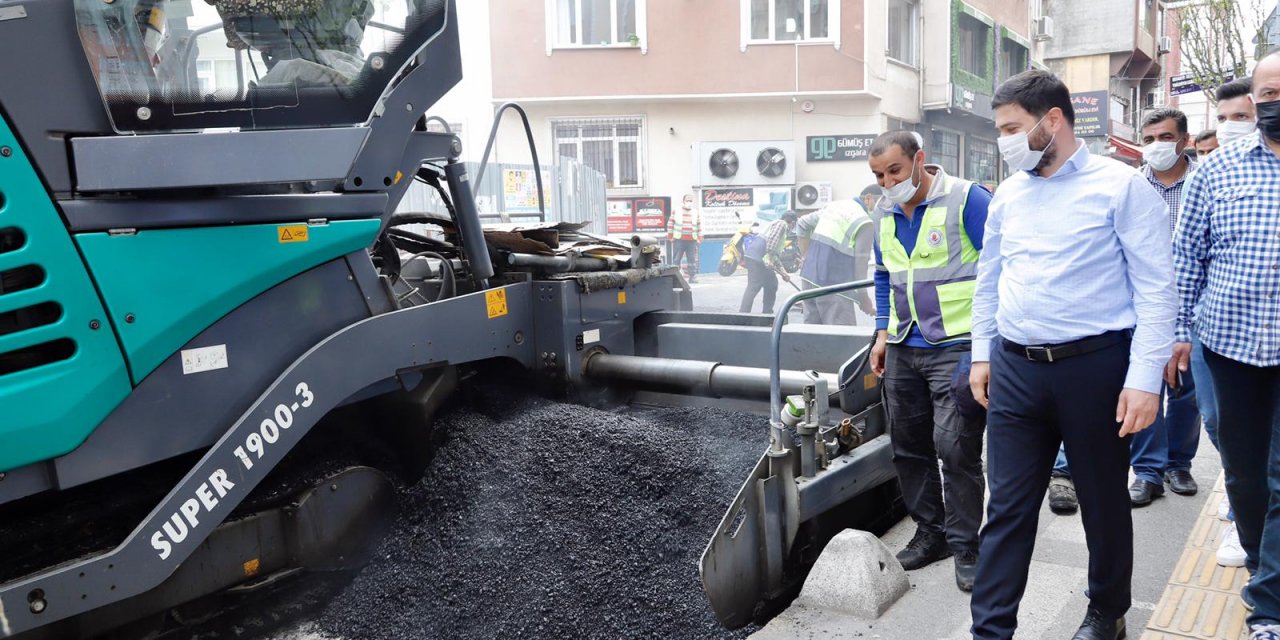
[793,528,910,619]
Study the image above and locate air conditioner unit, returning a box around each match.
[794,182,833,210]
[693,140,797,187]
[1157,35,1173,54]
[1033,16,1054,41]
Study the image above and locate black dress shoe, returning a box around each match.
[1129,479,1165,507]
[1049,477,1079,515]
[1165,469,1199,496]
[895,528,951,571]
[954,549,978,592]
[1072,608,1126,640]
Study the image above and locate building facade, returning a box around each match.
[487,0,1042,239]
[1040,0,1182,162]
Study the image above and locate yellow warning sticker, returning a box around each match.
[485,288,509,319]
[278,225,309,244]
[394,170,404,185]
[617,291,627,305]
[243,558,261,577]
[864,373,878,391]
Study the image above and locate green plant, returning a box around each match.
[628,33,640,46]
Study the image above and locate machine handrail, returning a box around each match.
[768,279,875,452]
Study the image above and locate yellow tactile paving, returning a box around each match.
[1144,476,1252,640]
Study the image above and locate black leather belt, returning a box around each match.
[1002,330,1131,363]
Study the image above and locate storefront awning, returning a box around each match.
[1109,136,1143,165]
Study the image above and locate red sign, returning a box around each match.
[702,188,754,208]
[606,197,671,235]
[633,199,667,230]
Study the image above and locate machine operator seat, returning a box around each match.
[205,0,375,87]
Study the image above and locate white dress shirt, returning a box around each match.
[971,141,1177,394]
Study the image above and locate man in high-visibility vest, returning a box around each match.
[867,130,992,593]
[795,200,875,324]
[667,194,702,283]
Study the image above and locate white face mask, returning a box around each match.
[998,114,1055,172]
[880,158,921,205]
[1217,119,1257,145]
[1142,140,1182,171]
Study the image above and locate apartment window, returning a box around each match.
[957,14,990,78]
[966,137,1000,185]
[887,0,919,65]
[746,0,833,42]
[932,129,961,177]
[553,117,644,190]
[553,0,642,47]
[1000,38,1028,83]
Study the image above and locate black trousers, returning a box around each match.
[970,337,1133,640]
[739,259,777,314]
[884,343,985,553]
[672,239,699,280]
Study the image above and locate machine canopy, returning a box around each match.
[73,0,447,133]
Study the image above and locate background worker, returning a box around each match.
[1216,78,1258,146]
[667,194,702,283]
[795,200,875,324]
[739,211,796,314]
[867,130,991,592]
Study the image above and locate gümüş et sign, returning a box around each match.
[1071,90,1109,138]
[807,135,877,162]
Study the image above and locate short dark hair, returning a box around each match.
[1215,78,1252,102]
[781,210,799,222]
[869,130,921,159]
[991,69,1075,125]
[1141,108,1188,135]
[1195,129,1218,144]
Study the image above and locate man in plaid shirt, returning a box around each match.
[1170,52,1280,640]
[739,211,796,314]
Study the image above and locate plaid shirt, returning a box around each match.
[762,218,790,258]
[1142,158,1196,234]
[1175,132,1280,366]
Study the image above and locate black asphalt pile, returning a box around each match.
[315,386,769,639]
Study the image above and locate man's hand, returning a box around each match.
[1116,388,1159,436]
[1166,342,1192,387]
[969,362,990,408]
[870,331,888,377]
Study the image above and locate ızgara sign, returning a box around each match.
[807,135,877,162]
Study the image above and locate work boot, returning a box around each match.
[1071,608,1126,640]
[954,549,979,592]
[896,528,951,571]
[1164,469,1198,496]
[1049,476,1079,515]
[1129,479,1165,507]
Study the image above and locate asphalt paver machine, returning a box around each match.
[0,1,898,636]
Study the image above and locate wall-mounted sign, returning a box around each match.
[806,135,877,162]
[951,86,995,119]
[701,188,754,208]
[1170,70,1237,97]
[1071,91,1109,138]
[606,197,671,236]
[502,169,551,213]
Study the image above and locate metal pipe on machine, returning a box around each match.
[583,353,837,400]
[507,252,614,273]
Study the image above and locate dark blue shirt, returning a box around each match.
[873,182,991,348]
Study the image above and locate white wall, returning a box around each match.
[422,0,496,161]
[492,96,885,208]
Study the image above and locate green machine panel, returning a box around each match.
[76,219,380,383]
[0,119,132,472]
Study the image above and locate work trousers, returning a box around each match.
[801,279,858,325]
[671,239,699,281]
[971,337,1133,640]
[1203,348,1280,626]
[739,259,777,314]
[883,343,985,553]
